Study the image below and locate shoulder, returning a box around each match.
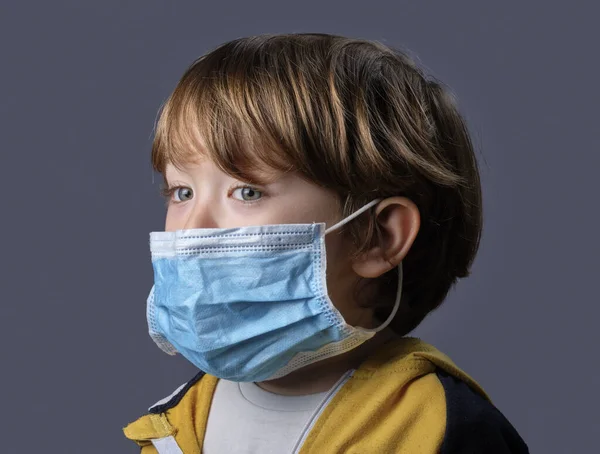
[435,370,529,454]
[356,337,529,452]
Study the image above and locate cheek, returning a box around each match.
[324,233,354,272]
[324,235,343,272]
[323,234,356,308]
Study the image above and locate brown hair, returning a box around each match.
[151,33,483,336]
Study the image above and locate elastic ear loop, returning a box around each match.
[324,198,402,333]
[362,262,402,333]
[324,199,382,235]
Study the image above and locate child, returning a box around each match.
[124,33,529,453]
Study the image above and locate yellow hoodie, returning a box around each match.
[123,337,528,453]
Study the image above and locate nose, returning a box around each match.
[182,200,219,230]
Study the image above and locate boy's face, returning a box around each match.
[164,158,340,234]
[162,157,374,328]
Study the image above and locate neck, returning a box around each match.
[255,327,400,396]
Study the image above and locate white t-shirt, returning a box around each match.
[203,378,330,453]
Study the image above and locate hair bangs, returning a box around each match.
[152,54,301,185]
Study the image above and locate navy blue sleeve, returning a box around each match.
[437,371,529,454]
[148,370,206,414]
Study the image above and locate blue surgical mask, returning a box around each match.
[146,199,403,382]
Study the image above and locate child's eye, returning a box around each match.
[171,186,194,202]
[231,186,263,202]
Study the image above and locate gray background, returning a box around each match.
[1,1,598,452]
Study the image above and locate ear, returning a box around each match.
[351,197,420,279]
